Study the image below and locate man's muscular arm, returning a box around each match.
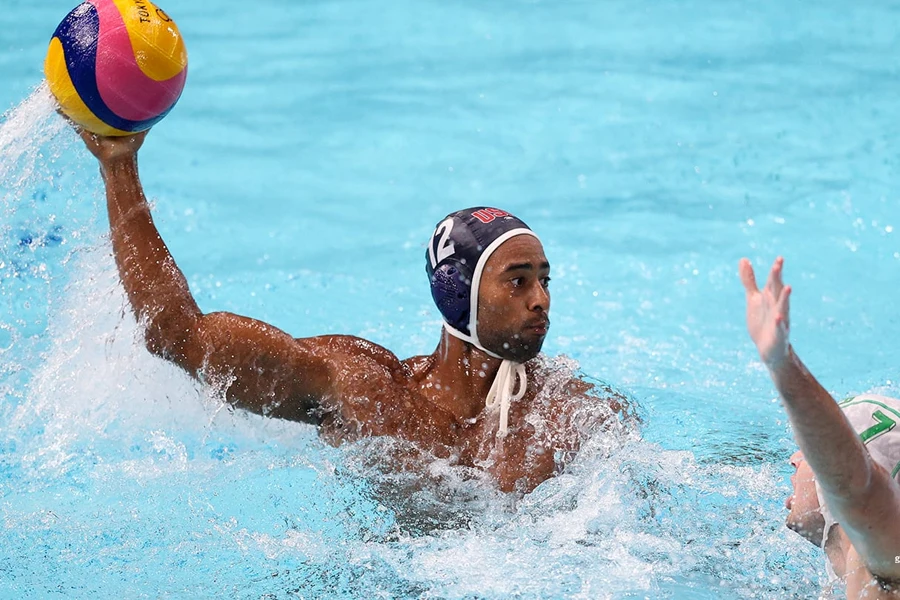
[83,130,347,422]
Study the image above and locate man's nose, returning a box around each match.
[529,282,549,312]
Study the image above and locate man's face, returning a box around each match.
[476,235,551,362]
[786,450,826,546]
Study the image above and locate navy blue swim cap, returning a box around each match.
[425,207,537,348]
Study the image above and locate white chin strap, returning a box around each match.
[442,322,527,438]
[485,360,527,437]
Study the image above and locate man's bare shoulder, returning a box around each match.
[295,335,445,442]
[297,334,416,384]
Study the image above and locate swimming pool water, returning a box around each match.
[2,0,899,597]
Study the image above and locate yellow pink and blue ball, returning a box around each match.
[44,0,188,136]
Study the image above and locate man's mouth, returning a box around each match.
[525,319,550,335]
[785,494,793,510]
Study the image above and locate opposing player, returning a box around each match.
[78,128,631,493]
[740,257,900,598]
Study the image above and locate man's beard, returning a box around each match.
[479,328,545,362]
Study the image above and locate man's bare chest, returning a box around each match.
[319,358,585,492]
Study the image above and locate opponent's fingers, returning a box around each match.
[738,258,759,295]
[778,285,792,328]
[765,256,785,296]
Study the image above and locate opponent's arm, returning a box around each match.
[83,130,339,421]
[740,257,900,581]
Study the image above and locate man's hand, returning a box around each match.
[739,257,792,369]
[77,128,148,165]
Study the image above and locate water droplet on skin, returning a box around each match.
[502,343,510,349]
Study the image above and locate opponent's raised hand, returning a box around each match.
[739,257,792,368]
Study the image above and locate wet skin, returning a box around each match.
[785,450,826,547]
[81,129,629,493]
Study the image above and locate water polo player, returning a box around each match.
[74,128,632,493]
[740,257,900,599]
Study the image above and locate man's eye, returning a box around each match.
[541,277,551,288]
[510,277,524,287]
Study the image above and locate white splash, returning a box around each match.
[0,82,67,197]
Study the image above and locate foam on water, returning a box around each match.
[0,83,66,191]
[1,85,75,422]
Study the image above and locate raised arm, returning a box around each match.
[84,131,198,361]
[80,129,344,422]
[739,257,900,583]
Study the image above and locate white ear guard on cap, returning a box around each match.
[441,228,540,357]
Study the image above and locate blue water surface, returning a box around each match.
[2,0,899,598]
